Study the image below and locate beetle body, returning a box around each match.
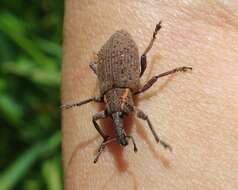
[62,22,192,163]
[96,30,141,147]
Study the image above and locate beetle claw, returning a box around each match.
[155,21,162,32]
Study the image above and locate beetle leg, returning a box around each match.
[89,61,97,75]
[126,135,138,152]
[94,135,138,163]
[134,107,172,152]
[140,21,162,77]
[92,110,109,140]
[135,66,192,95]
[92,111,110,163]
[94,137,117,163]
[61,96,102,109]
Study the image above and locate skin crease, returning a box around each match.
[62,0,238,190]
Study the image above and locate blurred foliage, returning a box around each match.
[0,0,64,190]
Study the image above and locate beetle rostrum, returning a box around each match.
[61,21,192,163]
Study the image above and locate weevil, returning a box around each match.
[61,21,192,163]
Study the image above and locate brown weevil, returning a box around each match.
[61,21,192,163]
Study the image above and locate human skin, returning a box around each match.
[62,0,238,190]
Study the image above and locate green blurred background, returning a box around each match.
[0,0,64,190]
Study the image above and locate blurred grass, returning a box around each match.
[0,1,64,190]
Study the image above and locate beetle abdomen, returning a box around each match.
[97,30,140,95]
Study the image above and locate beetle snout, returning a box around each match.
[118,134,128,146]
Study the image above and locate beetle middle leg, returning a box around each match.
[134,107,172,151]
[140,21,162,77]
[135,66,192,95]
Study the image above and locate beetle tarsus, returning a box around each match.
[154,21,162,37]
[94,137,116,163]
[126,135,138,152]
[159,139,173,152]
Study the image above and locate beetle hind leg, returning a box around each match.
[135,107,172,152]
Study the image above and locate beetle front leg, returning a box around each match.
[135,107,172,151]
[140,21,162,77]
[135,66,192,95]
[61,96,102,109]
[92,110,109,140]
[93,110,115,163]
